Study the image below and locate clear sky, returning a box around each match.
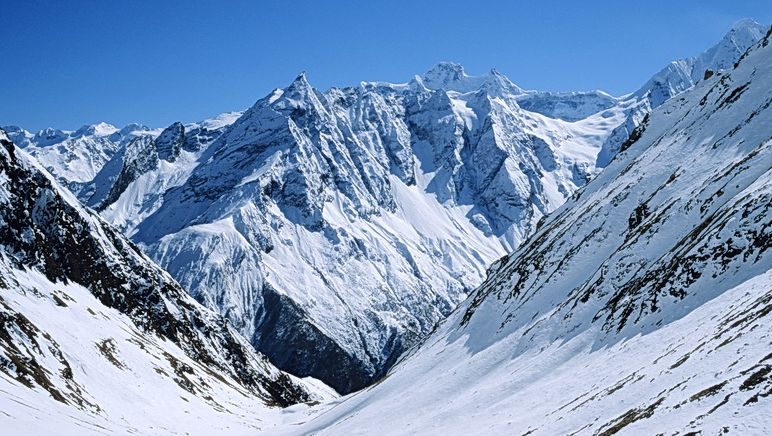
[1,0,770,131]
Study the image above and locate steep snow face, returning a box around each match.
[119,66,621,394]
[690,19,767,82]
[596,19,766,167]
[0,130,330,433]
[294,27,772,434]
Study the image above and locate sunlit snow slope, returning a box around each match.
[293,25,772,435]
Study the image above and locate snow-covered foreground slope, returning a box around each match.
[0,267,333,435]
[298,272,772,435]
[291,26,772,435]
[0,130,332,434]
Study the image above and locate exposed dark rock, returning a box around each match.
[155,122,185,162]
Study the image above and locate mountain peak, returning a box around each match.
[632,20,765,105]
[289,71,312,89]
[421,61,523,95]
[74,122,119,137]
[723,18,766,49]
[425,61,466,81]
[422,61,477,91]
[118,123,150,136]
[262,69,328,117]
[729,18,764,33]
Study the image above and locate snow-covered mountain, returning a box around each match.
[0,129,333,434]
[2,122,159,194]
[10,21,764,396]
[596,19,767,166]
[2,112,242,199]
[104,66,623,394]
[292,25,772,434]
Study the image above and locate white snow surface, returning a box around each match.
[0,137,333,435]
[0,266,326,435]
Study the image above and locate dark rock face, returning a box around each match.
[156,122,185,162]
[251,285,377,394]
[0,131,312,407]
[628,202,649,231]
[245,283,419,394]
[182,125,220,152]
[98,136,159,210]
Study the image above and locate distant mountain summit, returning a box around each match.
[596,18,766,166]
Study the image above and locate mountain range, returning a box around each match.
[1,18,769,435]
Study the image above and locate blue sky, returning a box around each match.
[1,0,770,131]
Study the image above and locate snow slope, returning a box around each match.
[292,25,772,435]
[596,19,766,166]
[0,129,332,434]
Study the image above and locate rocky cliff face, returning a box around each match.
[155,121,185,162]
